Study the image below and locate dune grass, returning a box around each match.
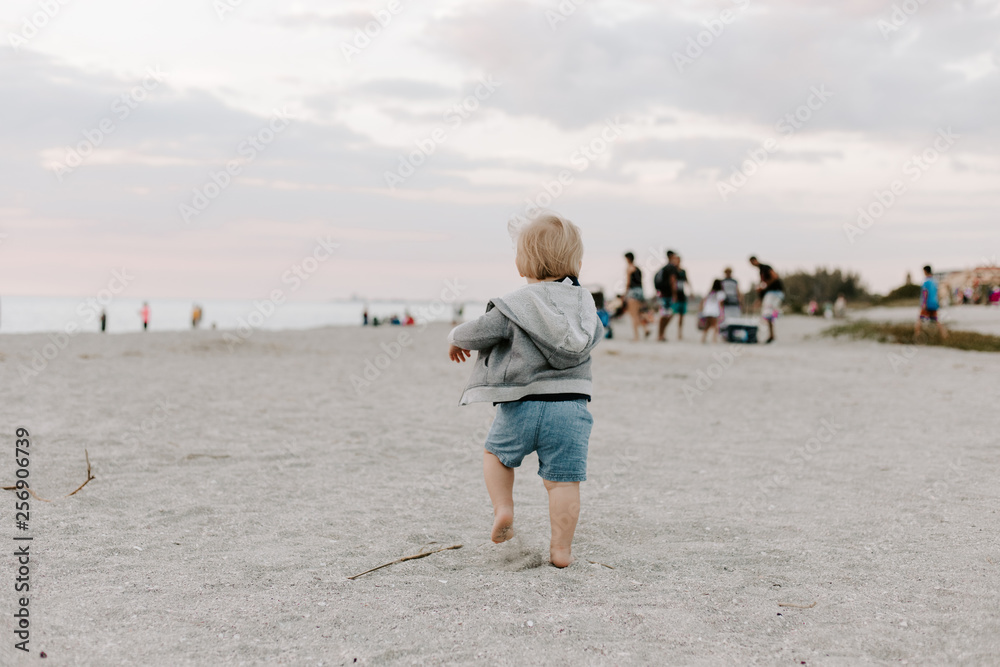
[823,320,1000,353]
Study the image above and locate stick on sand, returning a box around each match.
[348,544,462,580]
[2,449,95,502]
[778,601,817,609]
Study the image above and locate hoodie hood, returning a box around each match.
[491,278,602,369]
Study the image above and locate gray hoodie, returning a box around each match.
[448,278,603,405]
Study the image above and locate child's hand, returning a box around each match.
[449,345,472,363]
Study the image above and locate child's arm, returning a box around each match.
[447,306,510,363]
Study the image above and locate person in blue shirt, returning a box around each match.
[916,265,949,340]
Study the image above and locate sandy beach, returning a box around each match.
[2,311,999,665]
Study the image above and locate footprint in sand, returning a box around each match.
[494,535,547,571]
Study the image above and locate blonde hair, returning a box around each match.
[515,213,583,280]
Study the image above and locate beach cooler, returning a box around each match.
[720,306,758,344]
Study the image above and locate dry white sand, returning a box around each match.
[1,312,999,665]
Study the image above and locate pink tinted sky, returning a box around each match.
[1,0,997,302]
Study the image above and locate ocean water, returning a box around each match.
[0,296,488,335]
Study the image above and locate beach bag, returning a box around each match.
[697,316,708,331]
[654,266,668,293]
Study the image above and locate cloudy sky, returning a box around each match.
[2,0,998,303]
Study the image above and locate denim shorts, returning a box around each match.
[484,399,593,482]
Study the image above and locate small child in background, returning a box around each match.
[699,279,726,343]
[447,213,603,568]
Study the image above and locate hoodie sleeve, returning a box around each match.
[447,304,510,350]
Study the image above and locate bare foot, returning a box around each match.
[550,546,574,568]
[491,507,514,543]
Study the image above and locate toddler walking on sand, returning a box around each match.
[447,214,603,567]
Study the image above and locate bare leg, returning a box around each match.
[938,321,949,340]
[543,479,580,567]
[657,313,672,341]
[676,313,684,340]
[627,300,641,341]
[483,451,515,543]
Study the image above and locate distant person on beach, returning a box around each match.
[140,302,150,331]
[100,310,107,332]
[720,267,742,323]
[654,250,678,341]
[363,309,369,326]
[447,213,602,568]
[916,265,949,340]
[699,280,725,343]
[834,293,847,318]
[671,254,689,340]
[623,252,649,341]
[592,291,612,339]
[451,304,464,326]
[191,304,203,329]
[749,257,784,344]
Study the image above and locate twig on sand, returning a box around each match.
[587,560,614,569]
[778,601,817,609]
[348,544,463,580]
[66,450,95,497]
[2,449,95,502]
[15,487,52,502]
